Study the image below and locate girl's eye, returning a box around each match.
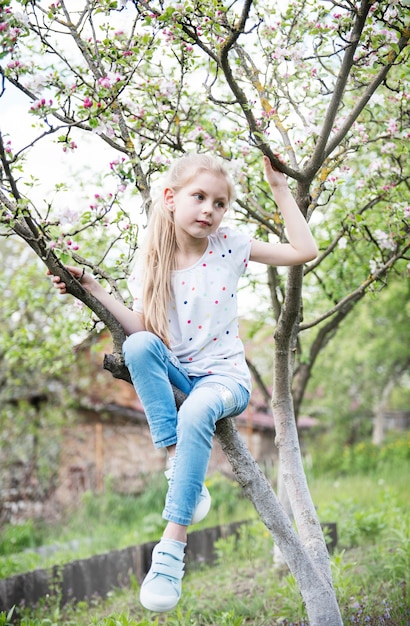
[216,201,226,209]
[193,193,204,200]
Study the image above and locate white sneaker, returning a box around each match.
[164,466,211,525]
[140,538,185,612]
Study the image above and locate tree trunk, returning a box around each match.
[216,418,343,625]
[372,376,395,445]
[270,264,343,624]
[272,464,292,571]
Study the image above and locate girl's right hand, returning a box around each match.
[263,155,288,190]
[47,266,93,295]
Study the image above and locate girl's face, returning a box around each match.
[165,170,229,244]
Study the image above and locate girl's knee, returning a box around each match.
[178,390,219,434]
[122,330,161,363]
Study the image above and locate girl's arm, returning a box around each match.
[249,156,318,267]
[48,266,145,336]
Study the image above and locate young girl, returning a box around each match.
[50,153,317,613]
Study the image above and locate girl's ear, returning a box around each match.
[164,187,175,211]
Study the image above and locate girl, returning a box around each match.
[50,153,317,613]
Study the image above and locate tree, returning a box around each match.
[304,275,410,447]
[0,1,408,623]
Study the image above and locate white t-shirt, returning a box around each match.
[128,226,253,391]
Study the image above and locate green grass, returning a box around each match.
[1,453,409,625]
[0,472,255,579]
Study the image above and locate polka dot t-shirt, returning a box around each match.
[128,226,253,392]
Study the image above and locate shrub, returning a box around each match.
[308,431,410,477]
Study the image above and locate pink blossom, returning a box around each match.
[110,157,126,170]
[7,60,22,69]
[387,118,398,134]
[30,98,53,111]
[98,76,112,89]
[9,27,20,40]
[261,108,276,118]
[0,22,9,32]
[62,141,77,153]
[381,142,395,154]
[83,96,93,108]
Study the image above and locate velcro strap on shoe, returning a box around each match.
[152,560,185,580]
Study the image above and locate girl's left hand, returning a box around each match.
[47,265,92,295]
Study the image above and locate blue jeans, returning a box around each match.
[123,331,250,526]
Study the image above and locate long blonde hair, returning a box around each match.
[140,152,235,347]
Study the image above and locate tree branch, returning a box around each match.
[324,29,410,160]
[306,0,372,176]
[300,243,410,331]
[215,2,302,180]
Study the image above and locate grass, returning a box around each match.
[1,450,409,625]
[0,472,254,579]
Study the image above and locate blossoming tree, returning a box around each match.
[0,0,408,623]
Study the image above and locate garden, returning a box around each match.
[1,433,409,625]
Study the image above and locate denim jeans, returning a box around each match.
[123,331,250,526]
